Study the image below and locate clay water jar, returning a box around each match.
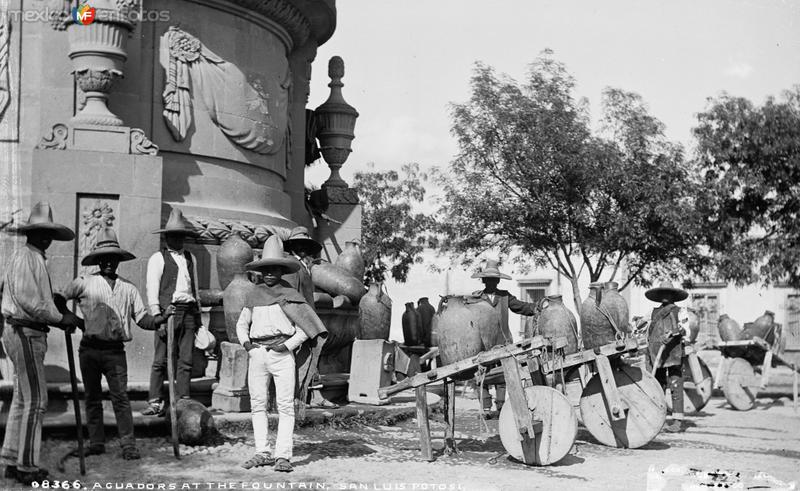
[335,240,365,280]
[433,295,503,369]
[358,282,392,340]
[311,261,366,304]
[743,310,777,344]
[417,297,436,347]
[535,295,579,354]
[218,234,256,344]
[402,302,423,346]
[580,282,614,349]
[601,281,630,334]
[717,314,742,342]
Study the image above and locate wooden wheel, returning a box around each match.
[666,356,713,413]
[580,364,666,449]
[498,385,577,466]
[722,357,757,411]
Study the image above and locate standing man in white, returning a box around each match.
[142,208,201,416]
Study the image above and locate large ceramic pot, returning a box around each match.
[218,235,257,344]
[358,282,392,340]
[742,310,777,344]
[402,302,423,346]
[311,261,366,304]
[417,297,436,347]
[717,314,742,342]
[433,296,503,369]
[580,282,614,349]
[535,295,579,354]
[335,240,365,280]
[601,281,630,335]
[216,233,253,290]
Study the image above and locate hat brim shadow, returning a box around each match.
[14,223,75,241]
[81,249,136,266]
[284,238,322,255]
[471,272,512,280]
[245,257,301,274]
[645,288,689,303]
[151,228,200,237]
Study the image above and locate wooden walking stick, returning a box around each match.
[166,309,180,458]
[64,330,86,475]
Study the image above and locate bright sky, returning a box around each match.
[305,0,800,188]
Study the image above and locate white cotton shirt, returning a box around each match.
[146,249,199,315]
[236,304,308,351]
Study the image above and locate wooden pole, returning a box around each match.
[414,387,433,461]
[166,313,180,459]
[64,332,85,475]
[443,379,457,455]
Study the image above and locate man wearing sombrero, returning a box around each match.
[283,226,336,409]
[61,227,175,460]
[471,259,538,417]
[142,208,201,416]
[237,235,327,472]
[645,281,690,433]
[0,202,81,485]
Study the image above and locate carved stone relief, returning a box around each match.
[161,26,289,156]
[185,215,291,249]
[78,197,117,275]
[0,6,9,123]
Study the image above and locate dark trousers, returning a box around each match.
[78,345,135,449]
[148,305,197,401]
[656,364,685,415]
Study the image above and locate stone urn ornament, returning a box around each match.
[66,0,139,126]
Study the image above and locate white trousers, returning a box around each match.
[247,348,295,459]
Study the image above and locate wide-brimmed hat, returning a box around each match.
[81,227,135,266]
[283,226,322,255]
[471,259,512,280]
[152,208,199,236]
[245,235,301,274]
[645,281,689,303]
[14,202,75,241]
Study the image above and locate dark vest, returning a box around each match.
[158,249,197,311]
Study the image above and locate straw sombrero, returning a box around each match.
[645,281,689,303]
[283,226,322,255]
[246,235,301,274]
[470,259,512,280]
[14,202,75,241]
[81,227,135,266]
[152,208,199,236]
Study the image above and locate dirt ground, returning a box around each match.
[3,389,798,491]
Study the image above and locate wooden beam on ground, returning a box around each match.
[415,386,433,461]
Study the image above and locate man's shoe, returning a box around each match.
[4,465,17,479]
[274,458,293,473]
[241,452,275,469]
[122,447,141,460]
[16,468,49,486]
[663,420,686,433]
[141,400,165,417]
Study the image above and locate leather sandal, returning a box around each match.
[122,447,141,460]
[274,458,293,473]
[241,452,275,469]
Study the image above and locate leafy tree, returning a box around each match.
[437,50,706,317]
[693,86,800,287]
[352,163,434,285]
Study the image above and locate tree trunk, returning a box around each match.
[567,274,584,348]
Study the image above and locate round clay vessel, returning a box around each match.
[601,281,630,334]
[358,282,392,340]
[417,297,436,347]
[580,282,614,349]
[222,275,257,344]
[311,261,366,304]
[335,240,365,280]
[434,296,502,376]
[216,233,253,290]
[743,310,777,344]
[402,302,423,346]
[535,295,579,354]
[717,314,742,342]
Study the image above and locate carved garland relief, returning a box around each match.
[161,26,289,156]
[0,4,10,122]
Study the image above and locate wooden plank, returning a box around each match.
[687,351,710,398]
[415,386,433,461]
[595,355,627,421]
[378,337,545,399]
[714,357,727,389]
[443,379,457,455]
[500,357,537,464]
[539,338,639,375]
[760,351,773,389]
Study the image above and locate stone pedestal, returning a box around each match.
[212,341,251,412]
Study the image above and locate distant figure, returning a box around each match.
[646,281,689,433]
[237,235,327,472]
[471,259,538,417]
[0,202,80,485]
[62,227,174,460]
[142,208,201,416]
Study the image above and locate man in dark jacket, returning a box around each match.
[471,259,538,416]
